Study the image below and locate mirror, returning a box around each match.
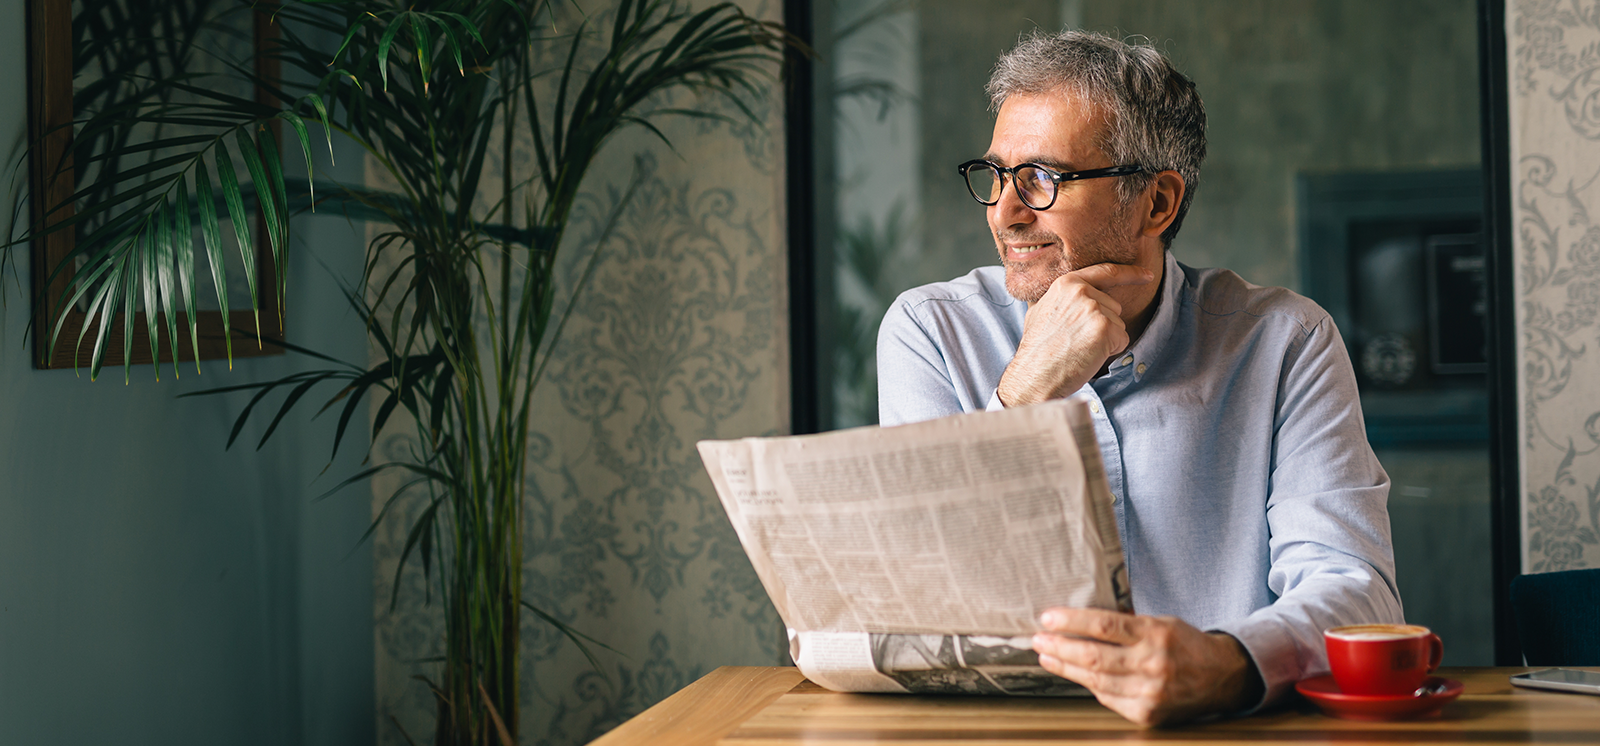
[26,0,280,369]
[799,0,1495,664]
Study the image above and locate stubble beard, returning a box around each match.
[997,205,1140,304]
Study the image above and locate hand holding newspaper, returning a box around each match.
[696,398,1129,695]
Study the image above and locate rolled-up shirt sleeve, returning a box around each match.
[1209,315,1404,709]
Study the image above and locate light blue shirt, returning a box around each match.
[877,250,1404,706]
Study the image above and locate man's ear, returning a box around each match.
[1140,171,1186,238]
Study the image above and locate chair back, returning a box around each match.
[1510,568,1600,666]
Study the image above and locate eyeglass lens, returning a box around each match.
[965,164,1056,208]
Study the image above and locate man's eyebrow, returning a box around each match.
[981,153,1075,171]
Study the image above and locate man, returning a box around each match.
[876,30,1404,725]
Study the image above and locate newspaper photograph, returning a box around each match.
[697,397,1128,695]
[791,630,1093,696]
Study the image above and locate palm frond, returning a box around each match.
[16,0,791,741]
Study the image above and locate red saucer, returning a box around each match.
[1295,675,1463,721]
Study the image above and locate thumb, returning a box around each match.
[1072,262,1155,292]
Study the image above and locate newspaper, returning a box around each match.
[696,397,1129,695]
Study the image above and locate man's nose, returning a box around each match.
[990,177,1036,228]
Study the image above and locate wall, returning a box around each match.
[1508,2,1600,572]
[368,2,790,744]
[0,0,375,741]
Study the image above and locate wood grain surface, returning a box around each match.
[587,666,806,746]
[598,666,1600,745]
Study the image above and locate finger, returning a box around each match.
[1028,288,1128,341]
[1038,607,1143,645]
[1090,692,1164,728]
[1039,660,1157,726]
[1098,313,1132,360]
[1070,262,1155,292]
[1038,652,1145,700]
[1038,275,1125,318]
[1033,633,1136,675]
[1037,652,1096,689]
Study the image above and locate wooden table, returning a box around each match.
[590,666,1600,745]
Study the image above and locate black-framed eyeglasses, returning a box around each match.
[957,159,1145,210]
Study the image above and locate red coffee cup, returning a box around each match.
[1324,624,1444,696]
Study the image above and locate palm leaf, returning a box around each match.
[173,175,202,367]
[212,141,261,344]
[153,197,182,377]
[376,13,408,92]
[193,158,233,361]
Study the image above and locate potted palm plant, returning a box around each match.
[18,0,786,743]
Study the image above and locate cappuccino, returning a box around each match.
[1325,624,1429,642]
[1324,623,1444,696]
[1329,631,1415,641]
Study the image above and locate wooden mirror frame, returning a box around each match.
[25,0,283,370]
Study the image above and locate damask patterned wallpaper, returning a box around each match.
[1509,1,1600,573]
[368,2,789,744]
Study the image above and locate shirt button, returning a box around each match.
[1121,355,1134,366]
[1136,362,1148,376]
[1090,402,1101,414]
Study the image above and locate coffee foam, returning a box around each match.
[1326,625,1429,641]
[1331,631,1414,640]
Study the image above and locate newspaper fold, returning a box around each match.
[697,398,1129,695]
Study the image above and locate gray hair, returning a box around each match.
[987,30,1206,247]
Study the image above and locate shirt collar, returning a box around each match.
[1104,250,1183,383]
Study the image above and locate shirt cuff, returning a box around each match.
[1208,616,1311,713]
[986,389,1005,412]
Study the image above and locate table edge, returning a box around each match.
[588,665,806,746]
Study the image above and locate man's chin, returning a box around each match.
[1003,267,1054,304]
